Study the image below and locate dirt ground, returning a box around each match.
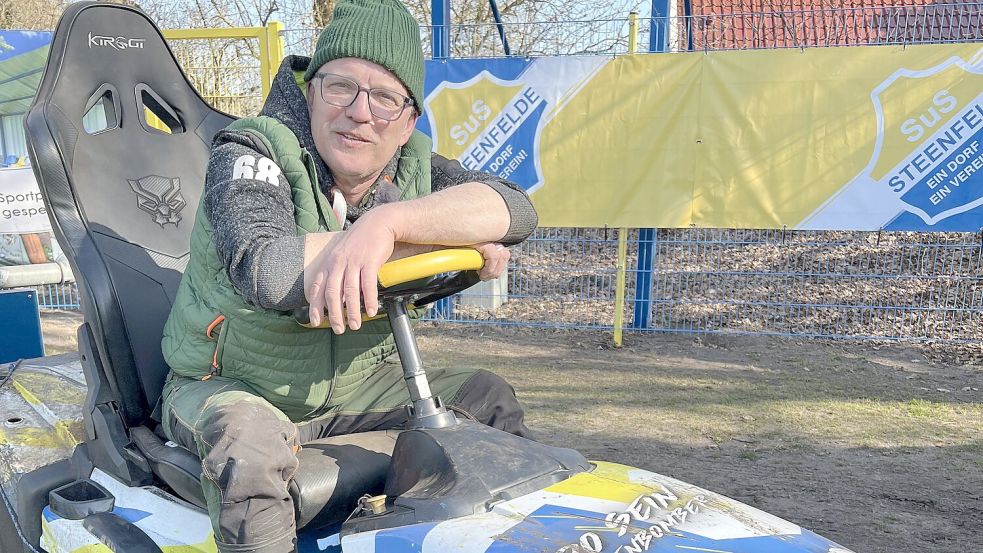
[40,310,983,553]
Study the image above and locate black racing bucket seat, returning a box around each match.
[23,1,395,544]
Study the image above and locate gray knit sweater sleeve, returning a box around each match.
[430,154,539,245]
[204,131,307,311]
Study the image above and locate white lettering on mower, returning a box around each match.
[554,487,708,553]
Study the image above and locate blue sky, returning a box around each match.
[0,31,52,63]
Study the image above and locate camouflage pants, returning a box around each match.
[161,360,531,553]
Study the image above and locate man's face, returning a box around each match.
[307,57,417,190]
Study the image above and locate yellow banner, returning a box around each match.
[422,44,983,231]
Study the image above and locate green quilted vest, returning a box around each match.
[161,116,432,421]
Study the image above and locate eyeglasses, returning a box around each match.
[314,72,415,121]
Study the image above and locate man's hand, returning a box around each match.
[304,211,397,333]
[472,242,511,281]
[303,181,517,333]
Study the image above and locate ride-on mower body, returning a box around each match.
[1,3,854,552]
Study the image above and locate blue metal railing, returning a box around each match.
[34,282,80,310]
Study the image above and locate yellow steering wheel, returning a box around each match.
[295,248,485,328]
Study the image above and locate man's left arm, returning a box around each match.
[423,153,539,246]
[357,154,538,266]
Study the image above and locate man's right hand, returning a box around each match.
[303,212,398,334]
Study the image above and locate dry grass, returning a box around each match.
[37,311,983,553]
[417,324,982,553]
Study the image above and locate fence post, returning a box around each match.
[429,0,452,317]
[432,0,450,59]
[614,228,629,347]
[629,11,662,334]
[613,13,641,347]
[628,10,639,54]
[259,21,284,101]
[632,229,656,329]
[634,6,665,332]
[650,0,671,51]
[683,0,694,51]
[268,21,285,70]
[258,30,271,100]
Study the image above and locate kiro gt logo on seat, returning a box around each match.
[87,32,145,50]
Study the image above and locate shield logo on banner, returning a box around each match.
[865,49,983,225]
[425,71,547,192]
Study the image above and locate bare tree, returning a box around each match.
[137,0,321,116]
[3,0,647,114]
[0,0,65,30]
[313,0,335,28]
[140,0,286,29]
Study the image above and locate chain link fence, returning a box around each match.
[36,3,983,350]
[643,229,982,343]
[432,228,983,345]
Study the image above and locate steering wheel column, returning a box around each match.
[298,249,487,428]
[380,250,488,428]
[387,300,458,429]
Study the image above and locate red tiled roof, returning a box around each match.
[673,0,983,49]
[690,0,932,14]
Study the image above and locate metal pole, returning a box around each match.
[614,228,629,347]
[684,0,694,51]
[388,300,457,428]
[628,10,639,53]
[432,0,450,59]
[625,11,658,334]
[0,263,73,288]
[488,0,510,56]
[0,116,7,161]
[430,0,451,315]
[632,229,655,330]
[614,14,640,346]
[650,0,671,52]
[260,21,284,102]
[613,14,641,348]
[268,21,285,69]
[258,31,271,101]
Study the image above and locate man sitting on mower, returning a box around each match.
[158,1,537,551]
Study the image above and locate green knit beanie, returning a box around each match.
[303,0,424,113]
